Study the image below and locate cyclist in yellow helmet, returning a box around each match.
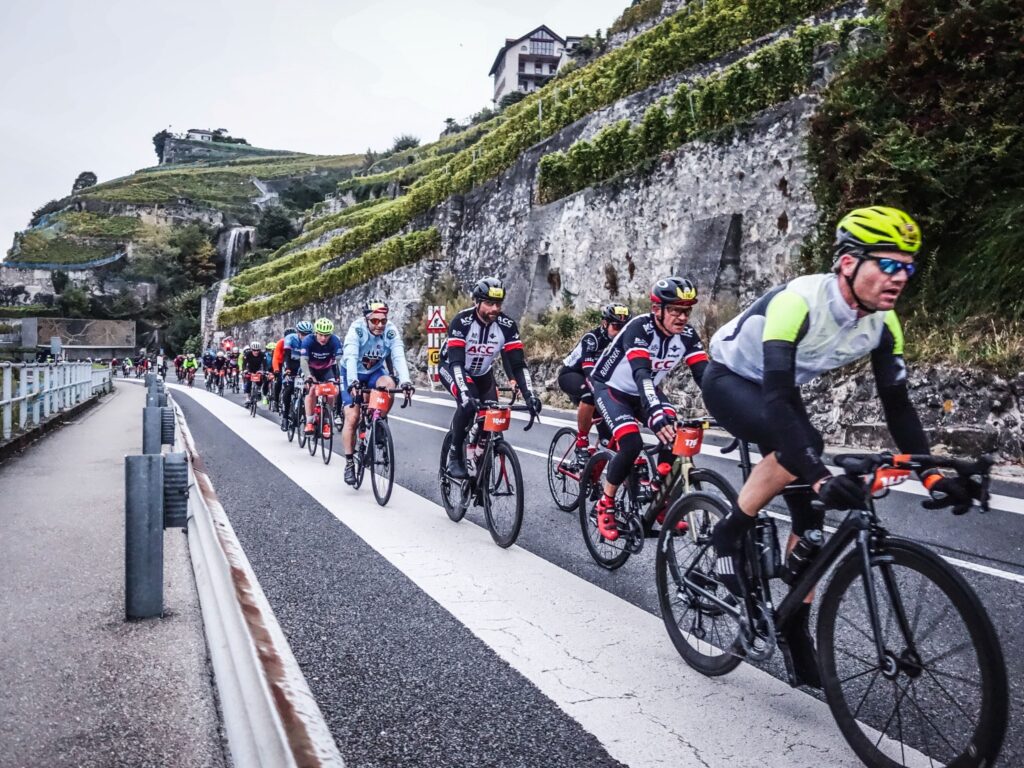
[702,206,981,688]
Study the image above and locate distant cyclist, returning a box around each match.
[340,299,414,486]
[242,341,268,403]
[703,206,980,688]
[588,277,709,540]
[439,276,542,479]
[279,321,313,428]
[299,318,343,436]
[270,327,296,412]
[558,303,631,463]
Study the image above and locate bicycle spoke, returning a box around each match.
[873,678,910,749]
[921,668,979,723]
[853,669,882,720]
[904,678,961,759]
[836,611,879,646]
[912,600,954,646]
[919,638,976,668]
[838,663,882,686]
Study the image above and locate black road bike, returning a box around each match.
[350,385,412,506]
[244,371,265,417]
[656,448,1007,767]
[438,388,536,548]
[577,418,735,570]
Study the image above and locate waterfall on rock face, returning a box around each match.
[221,226,255,279]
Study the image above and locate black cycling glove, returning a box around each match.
[817,474,867,510]
[922,473,982,516]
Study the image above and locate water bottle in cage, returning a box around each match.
[781,528,824,585]
[756,515,782,579]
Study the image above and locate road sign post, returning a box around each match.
[425,306,447,391]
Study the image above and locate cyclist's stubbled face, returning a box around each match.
[476,299,502,324]
[366,312,387,336]
[842,250,913,312]
[604,319,624,339]
[654,304,691,334]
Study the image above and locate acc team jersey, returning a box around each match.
[300,333,342,372]
[342,319,411,383]
[561,326,611,374]
[591,313,708,395]
[443,308,523,376]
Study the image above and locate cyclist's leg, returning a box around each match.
[370,371,396,413]
[439,364,482,476]
[304,369,325,427]
[558,368,594,450]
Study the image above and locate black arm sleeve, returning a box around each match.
[763,340,831,485]
[872,330,929,455]
[688,359,708,387]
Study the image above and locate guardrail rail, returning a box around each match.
[1,362,112,442]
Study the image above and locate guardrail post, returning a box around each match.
[30,369,41,427]
[125,454,164,619]
[17,367,27,431]
[2,365,11,441]
[143,406,163,454]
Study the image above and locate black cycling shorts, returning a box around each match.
[557,368,593,406]
[701,361,824,535]
[591,379,675,445]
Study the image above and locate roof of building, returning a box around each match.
[488,25,566,76]
[186,128,214,135]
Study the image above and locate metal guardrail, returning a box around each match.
[168,393,345,768]
[0,362,112,441]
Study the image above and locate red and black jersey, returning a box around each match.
[560,326,611,375]
[591,313,708,412]
[442,308,524,377]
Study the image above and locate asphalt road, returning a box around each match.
[171,376,1023,767]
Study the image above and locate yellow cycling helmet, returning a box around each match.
[314,317,334,335]
[835,206,922,256]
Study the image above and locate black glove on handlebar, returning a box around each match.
[818,475,867,511]
[922,474,982,516]
[526,395,542,415]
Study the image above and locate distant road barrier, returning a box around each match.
[0,362,112,442]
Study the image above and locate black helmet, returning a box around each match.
[472,276,505,303]
[283,327,296,336]
[601,303,631,324]
[363,298,389,316]
[650,276,698,306]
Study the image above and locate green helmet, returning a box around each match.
[314,317,334,335]
[835,206,922,257]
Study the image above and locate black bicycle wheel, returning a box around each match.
[438,432,465,522]
[482,441,524,548]
[818,537,1007,768]
[547,426,583,512]
[577,450,631,570]
[249,391,257,417]
[655,491,741,676]
[296,403,307,448]
[370,419,395,506]
[320,405,333,464]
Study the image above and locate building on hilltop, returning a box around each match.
[489,25,580,104]
[186,129,214,142]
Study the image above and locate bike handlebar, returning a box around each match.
[476,398,538,432]
[834,451,995,513]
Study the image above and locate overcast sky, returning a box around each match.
[0,0,629,253]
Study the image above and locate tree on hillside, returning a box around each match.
[362,147,379,171]
[255,207,297,250]
[391,134,420,153]
[212,128,250,145]
[499,91,527,110]
[470,106,497,125]
[51,270,70,294]
[185,240,218,286]
[152,129,171,162]
[71,172,97,194]
[58,286,90,317]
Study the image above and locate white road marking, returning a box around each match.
[173,383,937,768]
[392,407,1024,585]
[412,396,1024,516]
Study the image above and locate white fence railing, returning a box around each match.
[0,362,113,441]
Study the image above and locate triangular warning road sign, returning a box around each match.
[425,308,447,331]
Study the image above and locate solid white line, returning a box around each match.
[172,383,932,768]
[391,408,1024,586]
[410,397,1024,516]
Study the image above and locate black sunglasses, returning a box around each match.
[862,254,916,277]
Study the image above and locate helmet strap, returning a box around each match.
[845,257,879,313]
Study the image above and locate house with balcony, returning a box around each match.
[489,26,580,104]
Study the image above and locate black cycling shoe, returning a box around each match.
[343,462,356,486]
[779,603,822,689]
[446,455,469,480]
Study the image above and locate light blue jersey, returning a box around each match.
[342,319,411,384]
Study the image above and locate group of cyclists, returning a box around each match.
[164,204,999,764]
